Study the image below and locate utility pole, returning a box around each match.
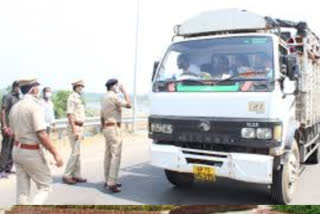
[132,0,140,133]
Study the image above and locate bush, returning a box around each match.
[0,94,2,107]
[272,205,320,214]
[52,90,72,119]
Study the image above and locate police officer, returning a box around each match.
[101,79,131,193]
[62,80,87,185]
[0,81,21,178]
[41,87,56,135]
[9,79,63,205]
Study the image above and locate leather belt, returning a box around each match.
[104,122,121,128]
[15,141,40,150]
[75,121,84,127]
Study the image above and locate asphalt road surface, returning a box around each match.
[0,132,320,205]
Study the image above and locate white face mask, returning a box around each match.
[113,85,120,93]
[45,92,52,98]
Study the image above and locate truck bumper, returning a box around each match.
[150,143,274,184]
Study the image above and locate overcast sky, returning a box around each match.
[0,0,319,94]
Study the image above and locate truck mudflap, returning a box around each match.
[150,143,274,184]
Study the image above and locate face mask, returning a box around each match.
[78,90,84,95]
[76,87,84,95]
[113,85,120,93]
[45,92,52,98]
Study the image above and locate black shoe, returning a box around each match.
[5,170,15,174]
[108,185,121,193]
[62,177,77,185]
[104,182,122,188]
[72,177,87,183]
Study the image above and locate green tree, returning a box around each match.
[52,90,72,119]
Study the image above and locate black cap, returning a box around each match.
[105,79,118,90]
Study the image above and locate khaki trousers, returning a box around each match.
[103,126,122,186]
[12,146,52,205]
[63,127,83,178]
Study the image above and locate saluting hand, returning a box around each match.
[119,84,125,93]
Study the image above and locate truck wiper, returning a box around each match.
[158,79,209,85]
[214,76,272,85]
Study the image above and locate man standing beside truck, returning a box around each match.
[101,79,131,193]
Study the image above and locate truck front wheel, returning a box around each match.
[164,170,194,187]
[271,141,300,204]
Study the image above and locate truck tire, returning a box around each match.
[306,145,320,164]
[271,141,300,204]
[165,170,194,187]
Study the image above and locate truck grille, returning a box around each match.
[156,141,269,155]
[186,158,223,167]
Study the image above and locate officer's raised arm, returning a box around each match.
[119,84,132,109]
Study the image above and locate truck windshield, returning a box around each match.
[153,36,275,92]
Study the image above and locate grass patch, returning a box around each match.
[272,205,320,214]
[29,205,177,211]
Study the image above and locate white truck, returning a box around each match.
[149,9,320,204]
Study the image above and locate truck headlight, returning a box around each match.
[151,123,173,134]
[273,125,282,141]
[241,128,256,139]
[256,128,272,139]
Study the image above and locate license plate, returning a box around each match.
[193,166,216,182]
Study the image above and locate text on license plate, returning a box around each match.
[193,166,216,182]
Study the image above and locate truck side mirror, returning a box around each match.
[280,64,287,75]
[152,61,160,82]
[286,55,299,81]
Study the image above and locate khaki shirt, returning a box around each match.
[67,92,85,123]
[9,95,46,144]
[101,91,127,124]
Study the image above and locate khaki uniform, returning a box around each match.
[63,92,85,178]
[9,95,51,205]
[101,91,127,186]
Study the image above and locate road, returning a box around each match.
[0,132,320,205]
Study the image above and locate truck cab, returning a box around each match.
[149,9,320,204]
